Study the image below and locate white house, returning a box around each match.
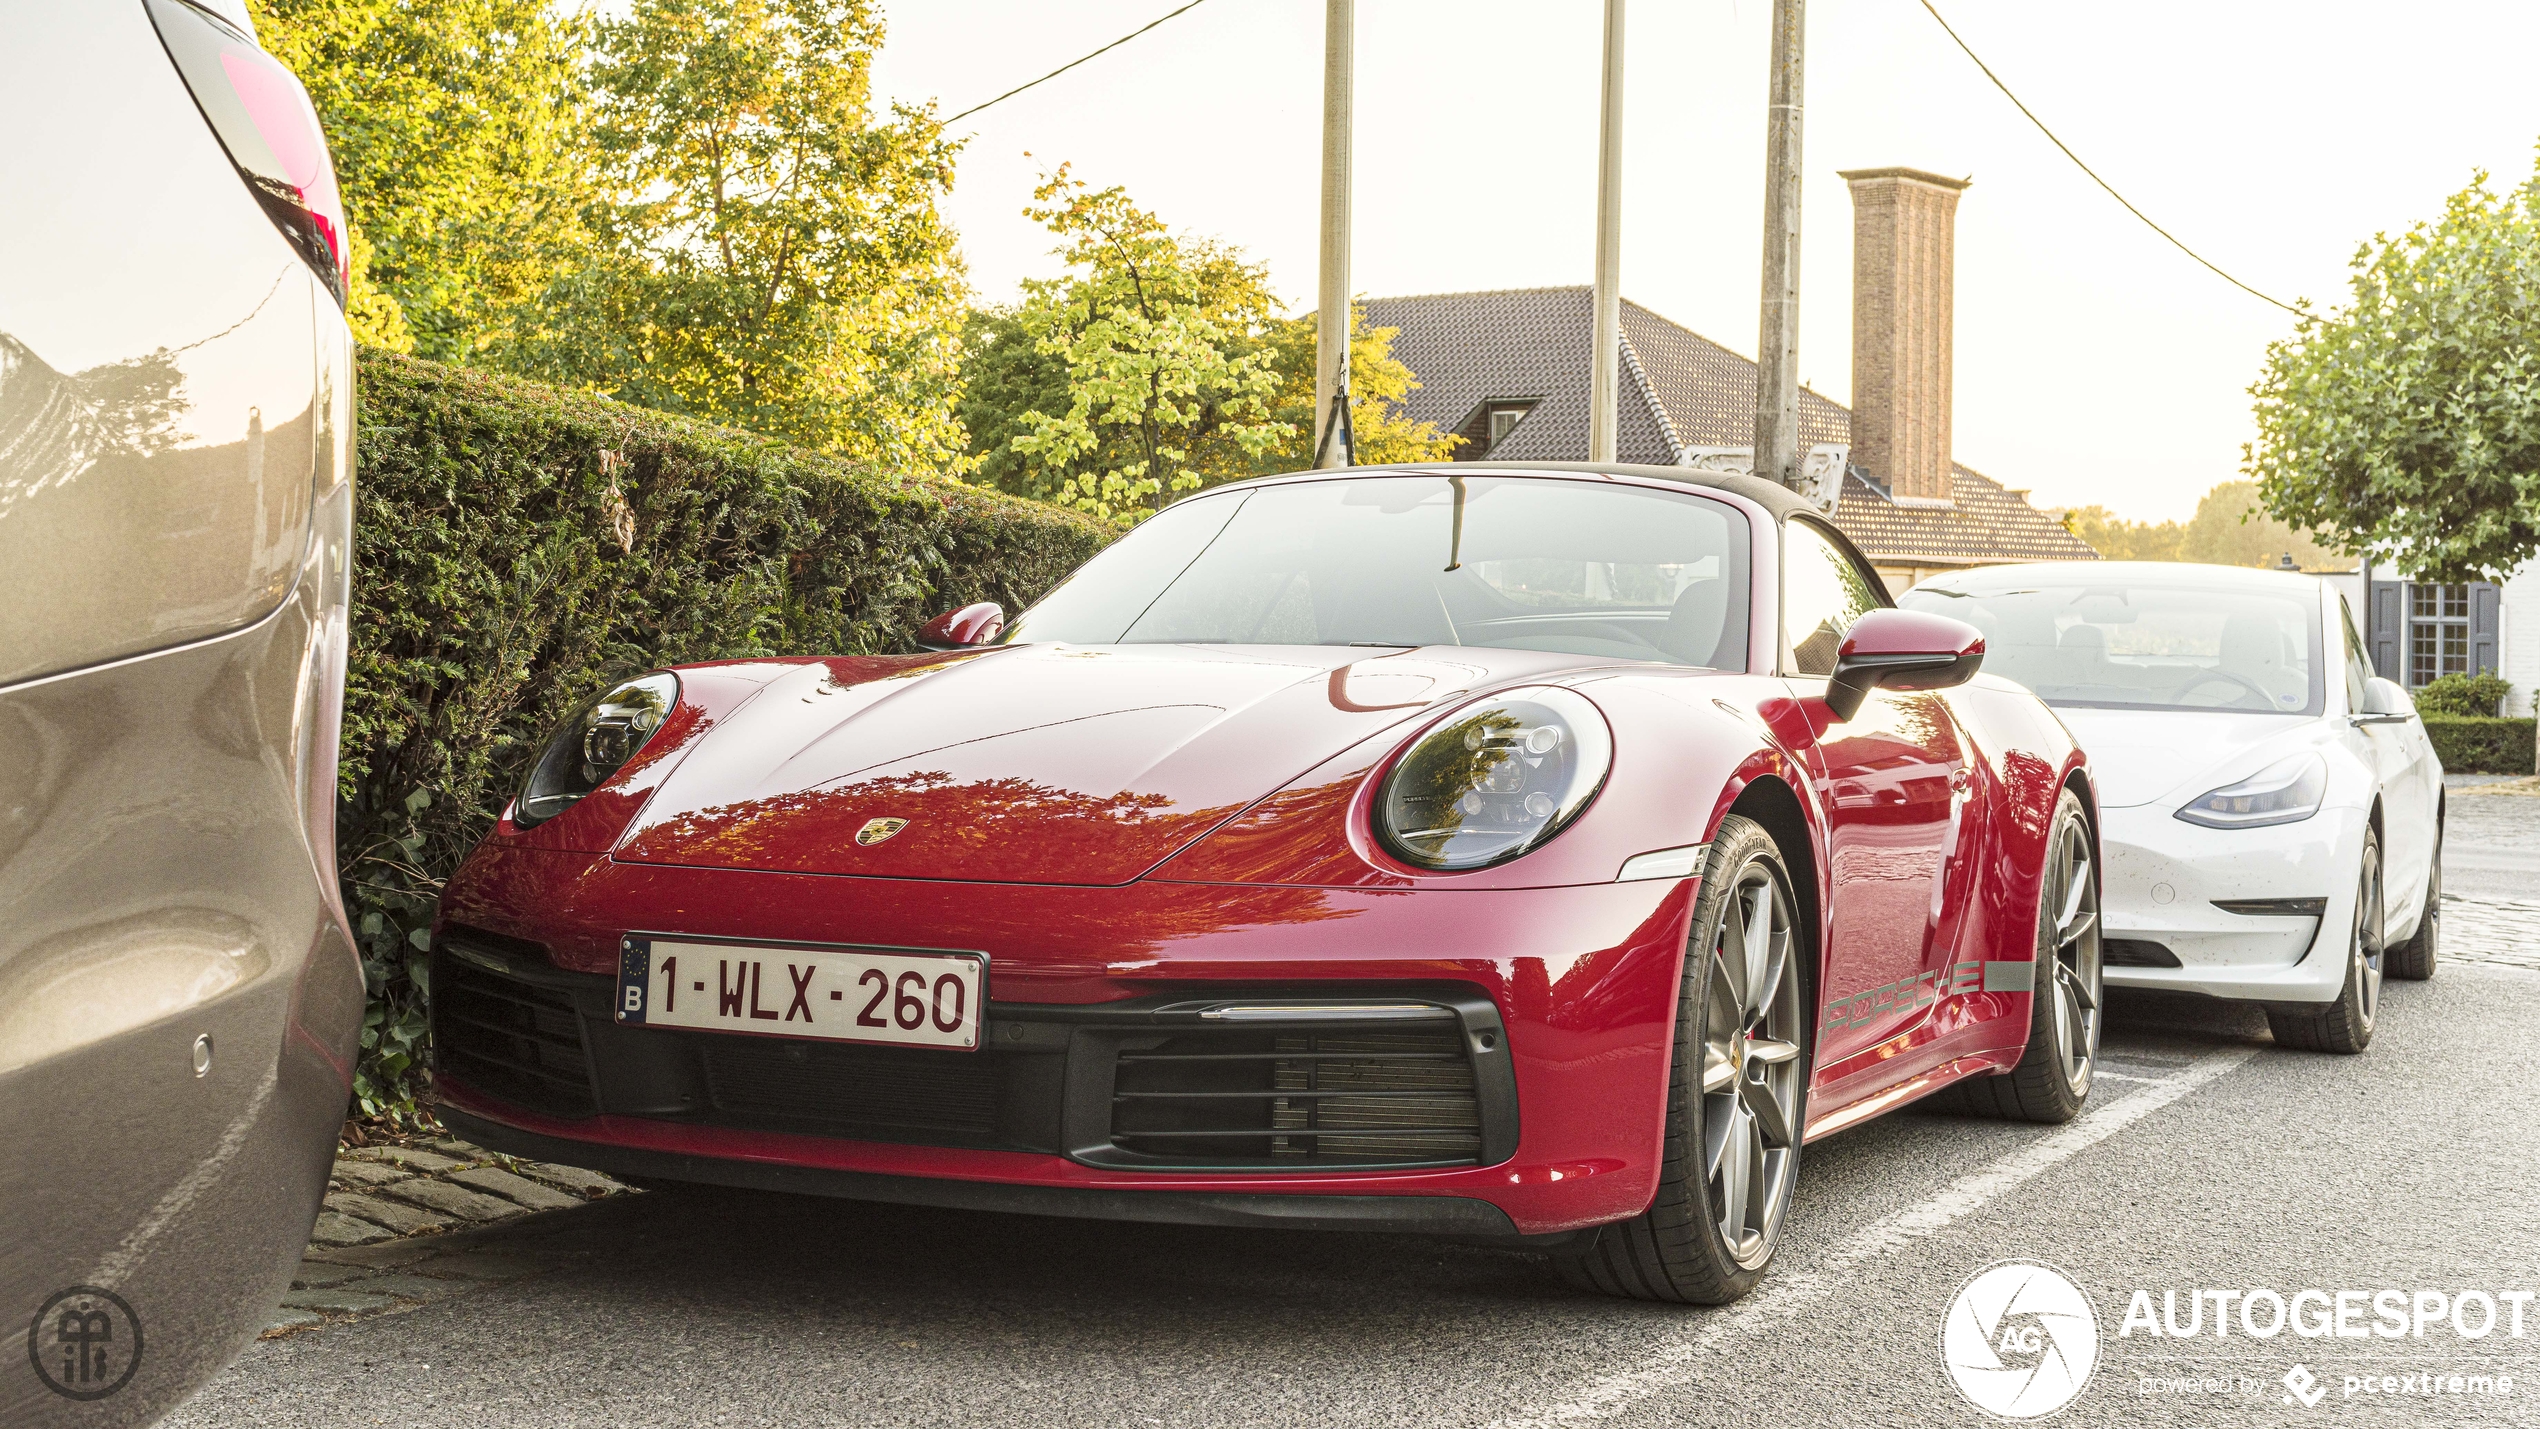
[2320,561,2534,715]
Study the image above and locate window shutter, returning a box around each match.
[2369,580,2404,681]
[2471,581,2501,676]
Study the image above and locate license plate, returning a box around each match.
[615,935,986,1051]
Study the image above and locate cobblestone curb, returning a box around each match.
[2442,894,2540,970]
[270,1139,635,1336]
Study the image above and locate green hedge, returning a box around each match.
[2421,714,2538,775]
[342,351,1110,1115]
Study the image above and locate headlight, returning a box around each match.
[512,673,679,829]
[1377,687,1613,871]
[2173,750,2328,830]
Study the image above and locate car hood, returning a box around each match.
[614,643,1601,885]
[2049,706,2319,809]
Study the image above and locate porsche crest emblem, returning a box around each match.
[854,817,910,847]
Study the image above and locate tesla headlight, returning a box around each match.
[2173,750,2328,830]
[512,673,678,829]
[1377,687,1613,871]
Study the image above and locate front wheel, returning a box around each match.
[2267,827,2383,1053]
[1554,815,1807,1304]
[1953,789,2101,1124]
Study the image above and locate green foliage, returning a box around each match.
[2061,481,2349,567]
[1001,169,1291,525]
[250,0,598,360]
[1257,307,1462,469]
[508,0,970,469]
[960,300,1458,506]
[340,348,1106,1114]
[2421,715,2538,774]
[2412,671,2514,718]
[2246,159,2540,583]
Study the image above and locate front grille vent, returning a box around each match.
[1110,1027,1483,1168]
[2103,939,2182,968]
[432,934,597,1118]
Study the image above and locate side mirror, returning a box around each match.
[2355,676,2414,724]
[916,602,1005,652]
[1823,608,1985,722]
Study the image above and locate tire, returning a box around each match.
[2267,826,2383,1053]
[2386,827,2439,982]
[1953,789,2101,1124]
[1553,815,1808,1304]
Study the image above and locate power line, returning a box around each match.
[1915,0,2302,316]
[944,0,1216,125]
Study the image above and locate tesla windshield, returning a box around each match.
[1900,578,2321,714]
[1001,475,1752,667]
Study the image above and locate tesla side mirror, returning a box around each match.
[1823,609,1986,722]
[2354,676,2414,724]
[916,602,1004,652]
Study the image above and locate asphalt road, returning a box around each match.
[166,922,2540,1429]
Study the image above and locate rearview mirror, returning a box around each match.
[1824,609,1986,721]
[916,602,1005,652]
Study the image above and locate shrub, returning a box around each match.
[2420,715,2538,775]
[341,350,1110,1118]
[2412,671,2513,718]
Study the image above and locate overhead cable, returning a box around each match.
[1916,0,2302,316]
[945,0,1216,125]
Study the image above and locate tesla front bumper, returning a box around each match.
[2098,800,2363,1004]
[431,846,1701,1237]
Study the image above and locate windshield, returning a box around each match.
[1900,577,2321,714]
[1003,475,1751,667]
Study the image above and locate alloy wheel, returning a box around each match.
[1698,860,1804,1269]
[2042,815,2103,1095]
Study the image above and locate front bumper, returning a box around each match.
[432,847,1698,1237]
[2097,801,2361,1003]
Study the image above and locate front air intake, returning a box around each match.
[430,930,597,1118]
[1071,994,1518,1172]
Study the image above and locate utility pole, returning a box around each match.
[1752,0,1805,493]
[1313,0,1354,469]
[1589,0,1626,464]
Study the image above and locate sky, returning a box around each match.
[869,1,2540,523]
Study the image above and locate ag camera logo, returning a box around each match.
[1941,1261,2100,1418]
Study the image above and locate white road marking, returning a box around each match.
[1492,1044,2260,1429]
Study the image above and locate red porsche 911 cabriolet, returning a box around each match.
[431,462,2101,1303]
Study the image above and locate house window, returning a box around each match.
[1452,398,1540,460]
[2407,583,2470,686]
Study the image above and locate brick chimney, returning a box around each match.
[1840,167,1970,506]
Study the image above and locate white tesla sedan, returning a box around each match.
[1901,562,2442,1053]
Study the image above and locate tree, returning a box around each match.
[516,0,971,470]
[2247,159,2540,582]
[998,169,1290,525]
[2062,481,2349,568]
[1257,308,1461,469]
[251,0,598,359]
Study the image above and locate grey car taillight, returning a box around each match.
[143,0,349,304]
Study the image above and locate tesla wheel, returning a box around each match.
[1954,789,2101,1124]
[2386,826,2439,982]
[2267,826,2383,1053]
[1554,815,1807,1304]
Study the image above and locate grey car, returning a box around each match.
[1,0,360,1420]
